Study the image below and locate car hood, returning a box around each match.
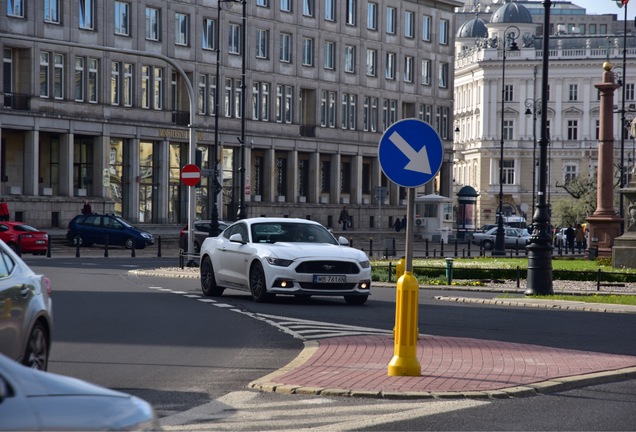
[261,242,369,262]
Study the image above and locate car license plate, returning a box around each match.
[35,240,45,244]
[314,275,346,283]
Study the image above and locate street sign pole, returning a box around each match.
[181,164,202,265]
[378,119,443,378]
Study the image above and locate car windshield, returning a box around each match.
[13,224,39,232]
[251,222,338,245]
[114,216,133,228]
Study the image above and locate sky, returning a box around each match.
[571,0,636,21]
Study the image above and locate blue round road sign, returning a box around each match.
[378,119,444,188]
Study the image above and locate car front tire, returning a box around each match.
[481,240,493,250]
[201,256,224,297]
[249,262,272,303]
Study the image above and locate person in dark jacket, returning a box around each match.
[565,225,575,253]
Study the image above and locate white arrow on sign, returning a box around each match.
[388,131,431,174]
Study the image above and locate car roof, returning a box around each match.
[237,217,323,226]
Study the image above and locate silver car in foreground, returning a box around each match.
[0,353,159,431]
[0,240,52,370]
[199,218,372,304]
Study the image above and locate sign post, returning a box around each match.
[181,164,202,264]
[378,119,443,377]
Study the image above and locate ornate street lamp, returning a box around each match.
[526,0,554,296]
[525,97,542,215]
[494,25,520,256]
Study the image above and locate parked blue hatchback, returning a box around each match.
[66,214,154,249]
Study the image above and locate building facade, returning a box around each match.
[453,0,636,228]
[1,0,459,230]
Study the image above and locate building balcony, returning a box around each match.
[3,92,30,110]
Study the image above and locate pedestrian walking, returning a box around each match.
[338,206,350,231]
[393,218,402,232]
[565,225,575,253]
[575,223,585,253]
[0,199,9,221]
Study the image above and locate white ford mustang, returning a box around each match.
[199,217,372,304]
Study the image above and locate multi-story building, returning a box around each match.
[1,0,459,230]
[453,0,636,228]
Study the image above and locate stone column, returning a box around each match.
[587,62,623,257]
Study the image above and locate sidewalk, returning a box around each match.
[131,267,636,399]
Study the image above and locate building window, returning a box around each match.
[344,45,355,73]
[386,7,396,34]
[340,161,351,193]
[439,19,449,45]
[302,0,314,17]
[320,160,330,193]
[418,103,432,124]
[280,0,291,12]
[403,56,414,83]
[254,156,264,196]
[44,0,60,24]
[298,159,308,197]
[256,29,269,59]
[567,120,578,140]
[53,54,64,100]
[568,84,578,101]
[503,119,514,140]
[324,41,335,70]
[422,15,431,41]
[153,67,163,109]
[235,79,243,119]
[363,96,378,132]
[198,74,207,114]
[77,58,87,101]
[382,99,397,130]
[279,33,292,62]
[257,0,269,7]
[276,85,293,123]
[146,7,160,41]
[175,13,189,46]
[320,90,337,128]
[7,0,25,18]
[229,23,240,54]
[421,59,431,85]
[341,94,357,130]
[504,84,513,102]
[502,160,515,184]
[261,83,270,120]
[302,38,314,66]
[385,52,395,80]
[224,78,234,117]
[142,66,151,108]
[203,18,215,50]
[123,63,133,106]
[114,2,130,35]
[564,163,577,184]
[438,62,448,88]
[208,75,216,115]
[626,83,635,100]
[325,0,335,21]
[276,158,287,196]
[367,3,377,30]
[111,62,120,105]
[79,0,94,29]
[345,0,356,26]
[404,11,414,38]
[88,58,98,103]
[366,49,377,76]
[39,52,50,98]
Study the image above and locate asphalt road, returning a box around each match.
[24,257,636,430]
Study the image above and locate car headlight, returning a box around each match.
[265,257,293,267]
[359,260,370,269]
[141,233,153,239]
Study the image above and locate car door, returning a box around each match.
[103,216,126,246]
[0,249,24,362]
[217,222,252,288]
[77,215,105,245]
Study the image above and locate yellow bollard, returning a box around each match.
[395,257,405,281]
[388,271,421,376]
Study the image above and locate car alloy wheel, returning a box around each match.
[249,262,272,303]
[200,256,224,297]
[24,322,49,371]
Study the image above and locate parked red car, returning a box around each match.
[0,222,49,255]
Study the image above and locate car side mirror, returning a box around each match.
[229,233,245,244]
[338,236,349,246]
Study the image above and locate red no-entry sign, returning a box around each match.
[181,164,202,186]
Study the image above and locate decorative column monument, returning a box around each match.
[613,116,636,267]
[587,62,623,258]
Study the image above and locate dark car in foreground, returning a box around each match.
[0,353,159,431]
[66,214,154,249]
[0,222,49,255]
[179,220,229,253]
[0,240,52,370]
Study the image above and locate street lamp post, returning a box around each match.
[617,0,629,231]
[494,26,520,256]
[236,0,248,220]
[526,0,554,296]
[525,97,542,216]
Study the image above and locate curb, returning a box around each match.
[435,296,636,314]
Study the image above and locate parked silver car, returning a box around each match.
[471,226,531,250]
[0,353,159,431]
[0,240,52,370]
